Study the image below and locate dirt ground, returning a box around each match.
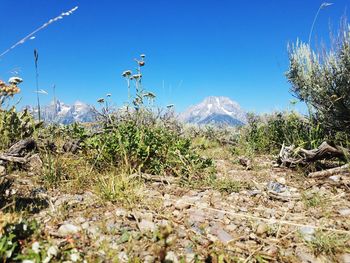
[1,155,350,262]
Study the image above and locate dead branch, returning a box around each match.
[6,138,36,156]
[0,155,28,164]
[277,141,349,167]
[308,164,350,178]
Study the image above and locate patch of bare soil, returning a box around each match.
[2,155,350,262]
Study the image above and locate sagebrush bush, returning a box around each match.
[287,20,350,135]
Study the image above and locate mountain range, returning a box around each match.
[26,100,96,124]
[28,96,246,126]
[179,96,246,126]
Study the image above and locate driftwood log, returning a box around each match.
[0,138,37,164]
[277,141,350,179]
[308,164,350,178]
[277,141,349,167]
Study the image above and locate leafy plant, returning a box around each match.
[233,111,327,154]
[0,108,39,150]
[0,219,39,262]
[96,170,142,205]
[287,19,350,135]
[306,230,350,256]
[83,55,214,181]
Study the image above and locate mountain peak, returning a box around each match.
[180,96,246,126]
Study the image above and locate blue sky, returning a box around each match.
[0,0,349,113]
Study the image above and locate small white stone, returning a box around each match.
[329,175,340,182]
[58,224,80,236]
[138,219,156,232]
[299,226,315,241]
[339,209,350,217]
[70,252,80,262]
[276,177,286,185]
[165,251,179,263]
[175,199,191,210]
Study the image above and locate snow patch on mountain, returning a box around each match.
[179,96,246,126]
[26,100,96,124]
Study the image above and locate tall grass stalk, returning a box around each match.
[308,2,333,45]
[0,6,78,59]
[34,49,41,121]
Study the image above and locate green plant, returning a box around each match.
[33,49,41,121]
[302,191,329,209]
[306,230,350,256]
[233,111,327,155]
[0,108,39,150]
[212,178,251,193]
[86,121,213,179]
[0,218,39,262]
[287,19,350,135]
[96,170,142,205]
[0,233,17,261]
[82,55,214,181]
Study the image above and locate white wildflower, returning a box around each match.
[8,77,23,85]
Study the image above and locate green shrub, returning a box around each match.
[287,20,350,135]
[0,219,39,262]
[85,119,213,179]
[0,108,39,150]
[233,111,326,154]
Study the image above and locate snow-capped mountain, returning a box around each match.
[179,96,246,126]
[27,100,96,124]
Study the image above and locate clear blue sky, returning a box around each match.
[0,0,348,113]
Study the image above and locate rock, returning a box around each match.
[299,226,315,242]
[339,209,350,217]
[296,248,322,263]
[163,200,173,207]
[141,212,154,221]
[118,251,128,262]
[58,224,81,236]
[226,224,237,232]
[26,154,43,173]
[43,246,59,263]
[185,253,196,262]
[86,225,99,236]
[70,251,80,262]
[81,222,89,230]
[276,177,286,185]
[165,251,178,263]
[256,223,269,236]
[144,255,156,263]
[340,253,350,263]
[266,245,278,257]
[188,209,206,225]
[247,190,262,196]
[177,228,187,238]
[294,202,304,213]
[0,165,5,176]
[210,225,234,244]
[175,199,191,210]
[115,208,127,217]
[172,210,180,217]
[329,175,341,182]
[267,181,287,193]
[138,219,156,232]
